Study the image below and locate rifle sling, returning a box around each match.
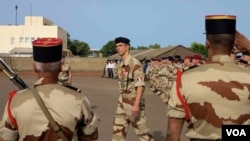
[30,86,69,141]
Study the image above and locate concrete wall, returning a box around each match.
[1,57,107,72]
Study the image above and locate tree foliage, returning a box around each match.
[68,39,90,57]
[189,42,207,57]
[130,46,136,50]
[148,43,160,49]
[100,40,117,57]
[137,46,148,50]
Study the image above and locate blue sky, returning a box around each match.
[1,0,250,49]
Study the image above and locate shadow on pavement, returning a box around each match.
[153,130,165,141]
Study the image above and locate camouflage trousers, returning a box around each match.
[112,95,154,141]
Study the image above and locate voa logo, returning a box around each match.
[226,129,246,136]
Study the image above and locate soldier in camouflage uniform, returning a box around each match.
[112,37,154,141]
[157,57,169,103]
[165,56,176,100]
[166,15,250,141]
[182,55,192,71]
[149,59,158,93]
[152,59,163,96]
[58,55,72,86]
[0,38,100,141]
[154,59,163,95]
[191,54,203,68]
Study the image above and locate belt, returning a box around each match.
[121,89,132,94]
[121,93,136,98]
[190,139,221,141]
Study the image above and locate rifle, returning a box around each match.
[0,58,28,89]
[0,58,81,93]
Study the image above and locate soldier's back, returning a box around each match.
[10,83,93,140]
[179,55,250,139]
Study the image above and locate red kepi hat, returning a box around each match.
[32,38,63,63]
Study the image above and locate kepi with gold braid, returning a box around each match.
[32,38,63,63]
[205,15,236,34]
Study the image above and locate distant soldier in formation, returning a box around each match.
[147,54,204,104]
[157,57,169,103]
[190,54,202,69]
[164,56,177,102]
[145,59,153,84]
[182,55,192,71]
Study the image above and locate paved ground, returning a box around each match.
[0,71,188,141]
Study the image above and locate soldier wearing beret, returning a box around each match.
[0,38,100,141]
[112,37,154,141]
[157,57,170,104]
[182,55,192,71]
[190,54,202,68]
[166,15,250,141]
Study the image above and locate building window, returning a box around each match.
[11,37,15,44]
[20,37,24,43]
[25,37,30,43]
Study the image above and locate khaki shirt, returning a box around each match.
[167,55,250,140]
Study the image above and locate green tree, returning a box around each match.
[130,46,136,50]
[148,43,160,49]
[68,39,90,57]
[137,46,148,50]
[189,42,207,57]
[67,33,75,53]
[100,40,117,57]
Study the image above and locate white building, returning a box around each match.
[88,49,101,57]
[0,16,68,57]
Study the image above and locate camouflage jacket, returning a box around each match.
[118,55,145,94]
[58,63,71,85]
[167,55,250,140]
[0,78,99,141]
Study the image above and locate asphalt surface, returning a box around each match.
[0,72,188,141]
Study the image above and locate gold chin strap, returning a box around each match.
[29,86,69,141]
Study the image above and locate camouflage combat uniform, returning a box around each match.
[112,55,154,141]
[157,63,169,103]
[151,62,161,93]
[165,64,177,98]
[167,55,250,140]
[58,63,71,85]
[0,78,100,141]
[155,62,163,94]
[149,62,157,91]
